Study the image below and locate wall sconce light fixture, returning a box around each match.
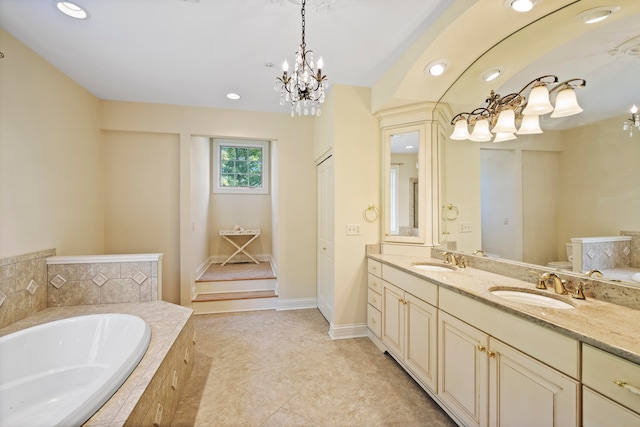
[449,75,586,143]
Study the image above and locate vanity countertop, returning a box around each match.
[368,253,640,365]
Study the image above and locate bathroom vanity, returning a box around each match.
[366,253,640,427]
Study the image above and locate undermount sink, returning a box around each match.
[412,263,455,272]
[490,289,574,309]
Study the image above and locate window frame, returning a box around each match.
[212,139,269,195]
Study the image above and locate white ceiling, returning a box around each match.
[0,0,451,114]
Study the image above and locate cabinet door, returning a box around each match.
[583,386,640,427]
[405,293,437,392]
[438,310,489,427]
[489,338,578,427]
[382,281,404,358]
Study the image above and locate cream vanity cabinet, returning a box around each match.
[380,265,438,393]
[438,288,579,427]
[367,259,383,338]
[582,344,640,426]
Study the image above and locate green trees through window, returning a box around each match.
[219,146,263,188]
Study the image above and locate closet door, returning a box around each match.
[316,155,334,323]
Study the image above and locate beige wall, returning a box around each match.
[191,136,212,278]
[0,29,104,259]
[102,131,181,303]
[100,101,317,304]
[559,115,640,244]
[330,85,380,327]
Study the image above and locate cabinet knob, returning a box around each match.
[487,351,496,358]
[477,345,486,352]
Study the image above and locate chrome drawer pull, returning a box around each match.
[613,380,640,396]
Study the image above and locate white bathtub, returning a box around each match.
[0,313,151,427]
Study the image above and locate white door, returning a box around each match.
[316,155,334,323]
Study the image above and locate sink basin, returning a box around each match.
[490,289,574,309]
[412,263,455,272]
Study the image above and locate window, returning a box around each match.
[212,139,269,194]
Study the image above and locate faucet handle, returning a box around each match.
[455,255,466,269]
[536,272,548,289]
[571,281,586,300]
[585,269,603,278]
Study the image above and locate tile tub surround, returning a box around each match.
[571,236,633,272]
[369,253,640,365]
[46,253,163,307]
[0,300,194,427]
[0,249,55,329]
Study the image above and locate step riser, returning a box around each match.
[195,278,277,294]
[193,297,277,315]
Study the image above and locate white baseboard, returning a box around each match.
[329,322,368,340]
[276,297,317,311]
[195,258,211,280]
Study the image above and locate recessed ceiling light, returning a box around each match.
[481,67,504,82]
[405,145,414,149]
[226,93,241,100]
[504,0,536,13]
[54,1,90,19]
[575,6,621,24]
[425,59,449,77]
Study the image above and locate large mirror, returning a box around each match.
[382,124,426,244]
[440,0,640,284]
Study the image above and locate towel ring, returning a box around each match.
[363,205,379,222]
[442,204,459,221]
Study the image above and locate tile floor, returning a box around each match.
[171,309,457,426]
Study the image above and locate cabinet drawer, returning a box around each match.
[368,288,382,311]
[368,259,382,277]
[367,304,382,337]
[382,265,437,306]
[583,386,640,426]
[368,274,382,293]
[583,344,640,414]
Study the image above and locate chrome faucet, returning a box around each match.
[542,272,567,294]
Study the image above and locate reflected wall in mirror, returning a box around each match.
[390,131,419,237]
[382,125,425,243]
[440,0,640,285]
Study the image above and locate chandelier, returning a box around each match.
[622,104,639,137]
[450,75,586,143]
[275,0,328,117]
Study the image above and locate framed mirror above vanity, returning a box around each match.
[438,0,640,285]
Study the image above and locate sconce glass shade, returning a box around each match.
[517,114,543,134]
[523,85,554,115]
[469,119,493,142]
[450,119,471,140]
[493,132,517,142]
[551,87,583,118]
[492,109,518,133]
